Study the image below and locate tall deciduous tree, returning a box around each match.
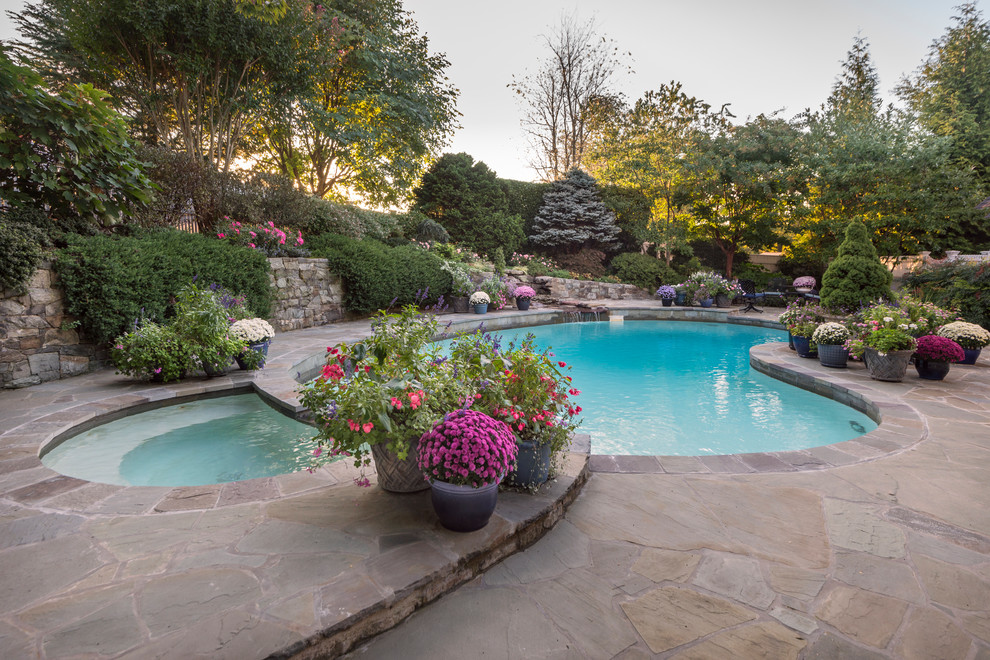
[898,2,990,184]
[529,168,620,254]
[0,48,151,225]
[686,115,801,278]
[509,14,630,182]
[586,82,726,265]
[12,0,308,174]
[256,0,459,205]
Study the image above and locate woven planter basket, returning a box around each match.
[864,348,914,382]
[817,343,849,368]
[371,441,429,493]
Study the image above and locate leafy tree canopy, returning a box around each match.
[0,47,151,224]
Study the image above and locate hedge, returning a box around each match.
[904,260,990,327]
[307,234,452,314]
[55,230,272,344]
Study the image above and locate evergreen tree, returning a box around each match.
[827,35,882,123]
[530,168,621,254]
[412,152,524,257]
[820,219,893,311]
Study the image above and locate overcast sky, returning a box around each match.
[0,0,970,182]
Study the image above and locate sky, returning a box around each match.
[0,0,970,183]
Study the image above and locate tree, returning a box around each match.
[586,83,728,266]
[0,48,151,225]
[529,168,621,254]
[412,153,524,257]
[256,0,459,205]
[820,219,892,310]
[12,0,308,174]
[509,14,630,181]
[686,115,802,278]
[898,2,990,184]
[827,34,883,123]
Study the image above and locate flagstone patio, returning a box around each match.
[1,304,988,659]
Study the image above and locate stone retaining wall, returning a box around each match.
[0,263,102,389]
[267,258,344,332]
[535,276,651,301]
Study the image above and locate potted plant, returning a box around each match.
[674,283,690,306]
[417,410,518,532]
[229,318,276,370]
[789,321,820,358]
[779,301,825,351]
[172,281,246,377]
[812,322,850,368]
[512,285,536,311]
[441,261,473,313]
[681,271,742,307]
[449,331,581,490]
[913,334,965,380]
[469,291,490,314]
[110,320,194,382]
[300,306,466,492]
[656,284,677,307]
[863,328,917,382]
[479,275,511,310]
[793,276,816,293]
[936,321,990,365]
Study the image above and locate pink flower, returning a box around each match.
[248,243,256,248]
[312,446,323,457]
[217,233,225,239]
[362,422,374,433]
[153,367,162,374]
[249,231,256,238]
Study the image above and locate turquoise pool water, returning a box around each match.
[42,394,315,487]
[495,320,875,456]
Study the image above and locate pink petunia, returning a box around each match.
[362,422,374,433]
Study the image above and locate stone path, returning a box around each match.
[2,304,989,659]
[346,330,990,659]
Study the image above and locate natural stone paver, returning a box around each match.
[631,547,700,583]
[621,586,757,653]
[3,307,990,658]
[670,621,806,659]
[825,498,906,558]
[815,583,908,648]
[893,608,973,660]
[691,552,775,609]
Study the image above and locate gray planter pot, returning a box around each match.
[864,348,914,382]
[817,343,849,368]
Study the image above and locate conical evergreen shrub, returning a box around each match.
[530,169,621,253]
[820,219,892,311]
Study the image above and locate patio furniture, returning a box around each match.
[738,279,764,313]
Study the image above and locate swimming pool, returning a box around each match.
[42,394,314,486]
[498,320,875,455]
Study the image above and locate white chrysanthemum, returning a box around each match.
[229,318,275,343]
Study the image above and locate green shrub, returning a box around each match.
[55,230,272,344]
[820,220,892,312]
[502,178,549,233]
[0,214,49,291]
[413,217,451,244]
[610,252,677,291]
[470,211,525,259]
[308,234,451,313]
[904,261,990,327]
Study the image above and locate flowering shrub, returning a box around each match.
[678,271,743,304]
[478,275,511,309]
[417,410,518,487]
[778,300,827,333]
[229,318,275,344]
[812,322,849,345]
[512,285,536,299]
[895,294,958,334]
[217,218,306,257]
[864,328,916,354]
[110,321,194,382]
[936,321,990,349]
[448,330,581,472]
[299,306,466,485]
[469,291,490,305]
[914,335,965,362]
[441,261,474,296]
[656,284,677,299]
[793,276,817,288]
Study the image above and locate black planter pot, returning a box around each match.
[792,335,817,358]
[914,358,951,381]
[715,293,731,308]
[661,298,673,307]
[429,480,499,532]
[505,439,551,488]
[516,297,531,311]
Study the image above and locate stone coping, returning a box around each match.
[0,304,939,658]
